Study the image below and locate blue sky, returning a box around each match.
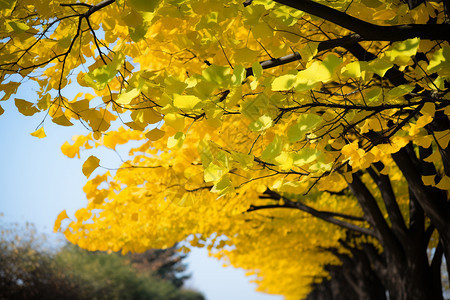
[0,86,284,300]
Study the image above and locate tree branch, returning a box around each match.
[367,163,408,246]
[248,203,365,221]
[251,189,374,236]
[84,0,115,17]
[245,34,365,77]
[392,146,448,236]
[347,173,405,260]
[272,0,450,41]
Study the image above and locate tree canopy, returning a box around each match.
[1,0,449,298]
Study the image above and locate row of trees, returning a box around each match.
[0,223,204,300]
[1,0,449,298]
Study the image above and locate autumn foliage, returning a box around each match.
[1,0,450,298]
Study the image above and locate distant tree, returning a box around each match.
[0,223,204,300]
[128,245,190,288]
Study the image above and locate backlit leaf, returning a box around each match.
[271,74,296,91]
[384,38,420,62]
[167,132,185,148]
[252,61,263,80]
[287,114,322,143]
[173,94,202,111]
[8,21,29,33]
[116,88,140,105]
[261,135,284,161]
[249,115,273,132]
[30,127,46,139]
[428,46,450,74]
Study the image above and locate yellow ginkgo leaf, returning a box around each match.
[15,98,39,116]
[52,114,73,126]
[435,176,450,190]
[421,102,435,117]
[424,150,440,163]
[146,128,165,141]
[435,130,450,149]
[30,127,46,139]
[234,47,259,64]
[53,210,69,232]
[82,155,100,178]
[421,175,436,186]
[173,94,202,111]
[116,88,140,105]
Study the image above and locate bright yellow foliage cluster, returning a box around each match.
[1,0,449,298]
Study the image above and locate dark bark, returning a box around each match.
[306,245,386,300]
[392,146,449,243]
[367,163,408,245]
[272,0,450,41]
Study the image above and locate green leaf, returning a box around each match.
[234,47,259,64]
[299,42,318,62]
[342,61,361,78]
[287,114,322,143]
[8,21,30,33]
[201,65,232,86]
[231,65,246,86]
[164,76,188,94]
[210,175,234,196]
[198,139,215,168]
[195,12,219,30]
[384,38,420,62]
[231,152,254,170]
[0,0,16,10]
[323,54,343,76]
[366,58,393,77]
[252,61,263,80]
[204,163,226,182]
[261,135,284,161]
[249,115,273,132]
[365,87,383,104]
[240,93,269,120]
[129,24,149,42]
[386,85,415,99]
[83,52,125,90]
[292,148,322,166]
[271,74,296,91]
[128,0,161,12]
[167,132,185,148]
[428,46,450,74]
[295,55,342,89]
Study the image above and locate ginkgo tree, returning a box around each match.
[1,0,450,298]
